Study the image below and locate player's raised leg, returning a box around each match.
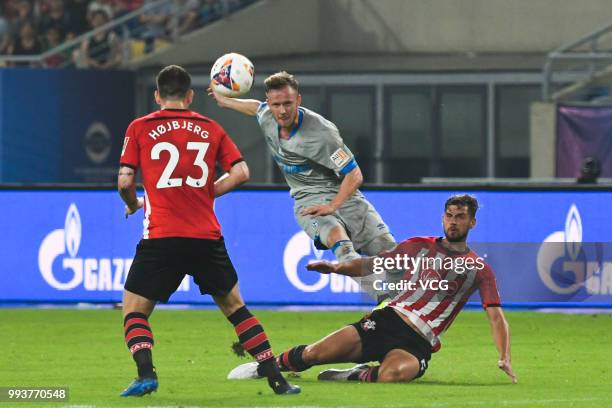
[214,284,300,395]
[325,225,361,262]
[120,290,158,397]
[279,325,363,371]
[228,324,364,380]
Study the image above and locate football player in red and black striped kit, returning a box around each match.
[228,195,517,385]
[117,65,299,397]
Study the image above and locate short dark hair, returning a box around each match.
[156,65,191,99]
[264,71,299,93]
[90,9,109,21]
[445,194,479,218]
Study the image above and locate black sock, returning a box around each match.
[124,312,156,379]
[227,306,277,371]
[348,366,379,382]
[276,345,312,372]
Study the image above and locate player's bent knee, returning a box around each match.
[322,225,350,249]
[360,233,397,256]
[378,365,417,383]
[122,290,155,317]
[301,344,324,365]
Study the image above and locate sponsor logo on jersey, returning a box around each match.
[330,148,350,169]
[361,319,376,331]
[419,358,427,373]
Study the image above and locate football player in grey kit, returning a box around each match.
[209,71,396,296]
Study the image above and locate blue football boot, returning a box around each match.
[120,377,158,397]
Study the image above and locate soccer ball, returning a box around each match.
[210,53,254,97]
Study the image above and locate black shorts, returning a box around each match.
[124,237,238,302]
[351,307,432,378]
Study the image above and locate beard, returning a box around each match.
[444,228,468,242]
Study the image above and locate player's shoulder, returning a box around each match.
[296,108,342,150]
[392,236,437,253]
[301,107,338,132]
[256,103,280,131]
[125,113,152,138]
[402,236,438,246]
[256,102,273,120]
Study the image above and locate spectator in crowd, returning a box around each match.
[43,26,69,66]
[114,0,144,13]
[111,0,144,38]
[1,0,255,60]
[168,0,200,37]
[10,0,36,34]
[200,0,222,24]
[137,0,171,53]
[38,0,78,41]
[87,0,114,20]
[7,20,42,66]
[2,0,21,20]
[0,7,12,56]
[78,9,122,68]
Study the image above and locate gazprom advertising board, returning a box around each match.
[0,189,610,306]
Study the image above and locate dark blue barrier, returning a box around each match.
[0,189,611,306]
[0,69,134,183]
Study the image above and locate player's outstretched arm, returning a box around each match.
[207,83,261,116]
[486,306,518,384]
[118,165,143,218]
[214,161,250,197]
[307,256,374,277]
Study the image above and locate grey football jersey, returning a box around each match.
[256,102,357,197]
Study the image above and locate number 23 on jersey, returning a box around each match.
[151,141,210,189]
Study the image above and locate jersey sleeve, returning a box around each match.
[217,130,244,172]
[478,265,502,308]
[255,102,269,125]
[303,124,358,175]
[119,121,139,169]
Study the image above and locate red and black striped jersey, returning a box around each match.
[385,237,501,352]
[120,109,243,239]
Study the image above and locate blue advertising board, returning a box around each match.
[0,69,134,183]
[0,189,611,306]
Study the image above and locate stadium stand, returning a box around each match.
[0,0,258,67]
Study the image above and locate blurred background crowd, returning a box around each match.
[0,0,255,68]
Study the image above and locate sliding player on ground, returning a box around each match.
[228,195,517,384]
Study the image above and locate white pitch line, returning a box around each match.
[56,398,601,408]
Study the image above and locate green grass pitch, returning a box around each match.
[1,308,610,407]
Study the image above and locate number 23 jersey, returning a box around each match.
[120,109,243,239]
